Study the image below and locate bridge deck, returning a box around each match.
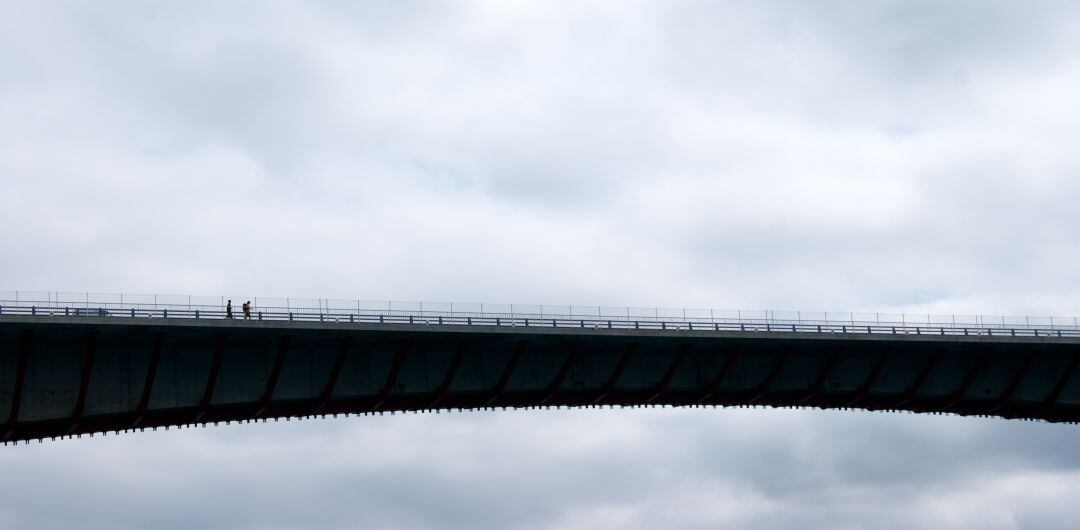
[2,315,1078,444]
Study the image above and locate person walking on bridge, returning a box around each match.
[226,299,233,319]
[243,300,251,319]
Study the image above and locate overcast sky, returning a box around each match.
[3,1,1080,528]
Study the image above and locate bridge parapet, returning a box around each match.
[2,292,1078,340]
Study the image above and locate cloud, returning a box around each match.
[3,1,1080,528]
[3,409,1080,529]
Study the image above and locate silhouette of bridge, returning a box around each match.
[2,292,1079,444]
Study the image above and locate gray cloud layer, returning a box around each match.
[3,1,1080,528]
[4,409,1080,530]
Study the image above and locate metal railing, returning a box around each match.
[1,290,1079,339]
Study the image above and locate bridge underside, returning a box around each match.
[2,317,1079,443]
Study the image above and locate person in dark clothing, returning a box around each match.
[226,299,233,319]
[243,301,251,319]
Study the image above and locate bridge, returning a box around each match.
[2,293,1080,444]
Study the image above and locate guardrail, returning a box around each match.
[2,291,1079,339]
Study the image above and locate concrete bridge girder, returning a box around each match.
[1,316,1079,443]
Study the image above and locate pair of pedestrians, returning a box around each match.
[225,299,252,319]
